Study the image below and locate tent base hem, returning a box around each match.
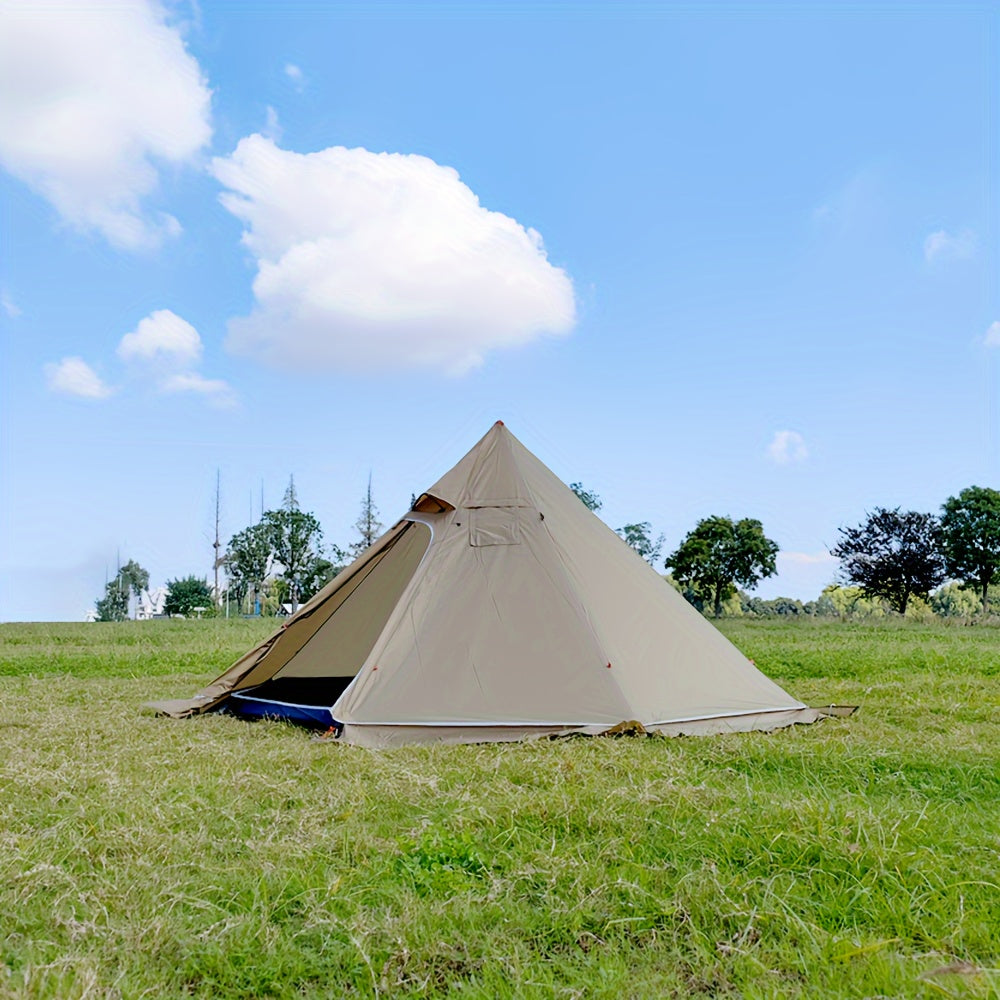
[336,706,851,747]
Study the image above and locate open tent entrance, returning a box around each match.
[227,520,432,726]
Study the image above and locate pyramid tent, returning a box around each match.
[149,423,841,746]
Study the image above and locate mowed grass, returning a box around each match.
[0,620,998,999]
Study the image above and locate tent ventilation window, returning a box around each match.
[469,507,521,547]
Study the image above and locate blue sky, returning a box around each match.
[1,0,996,620]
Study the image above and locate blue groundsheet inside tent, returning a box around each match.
[226,693,336,728]
[222,676,354,728]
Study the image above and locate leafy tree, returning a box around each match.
[569,482,602,512]
[299,546,347,603]
[940,486,1000,613]
[164,576,214,616]
[743,595,806,617]
[666,516,779,618]
[119,559,149,619]
[830,507,945,615]
[617,522,665,565]
[664,572,740,614]
[95,575,129,622]
[930,581,981,618]
[263,477,323,613]
[814,584,885,619]
[350,475,384,556]
[225,523,272,612]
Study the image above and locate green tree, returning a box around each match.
[743,595,806,617]
[569,482,602,512]
[350,475,384,556]
[95,575,129,622]
[225,522,272,612]
[164,576,214,616]
[119,559,149,619]
[830,507,945,615]
[616,522,664,565]
[940,486,1000,613]
[814,584,885,619]
[263,477,323,612]
[930,582,981,618]
[299,546,347,603]
[666,516,779,618]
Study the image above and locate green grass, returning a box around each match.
[1,619,998,998]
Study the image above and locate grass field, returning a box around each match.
[1,618,998,998]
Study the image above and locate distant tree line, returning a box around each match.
[93,476,384,620]
[571,482,1000,620]
[96,480,1000,622]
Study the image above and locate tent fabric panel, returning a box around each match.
[462,423,534,507]
[233,522,417,691]
[334,508,631,726]
[276,521,431,680]
[513,436,806,721]
[423,420,533,509]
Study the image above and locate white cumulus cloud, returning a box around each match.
[983,321,1000,348]
[284,63,304,89]
[45,357,113,399]
[117,309,202,366]
[0,0,212,249]
[923,229,976,263]
[767,430,808,465]
[210,135,576,374]
[1,291,21,318]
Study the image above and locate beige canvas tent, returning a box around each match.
[149,422,842,746]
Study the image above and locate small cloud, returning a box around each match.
[924,229,976,263]
[767,430,808,465]
[117,309,202,366]
[983,321,1000,348]
[1,290,20,318]
[284,63,304,89]
[45,357,113,399]
[264,105,282,141]
[161,371,236,407]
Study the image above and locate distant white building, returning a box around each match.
[136,586,168,620]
